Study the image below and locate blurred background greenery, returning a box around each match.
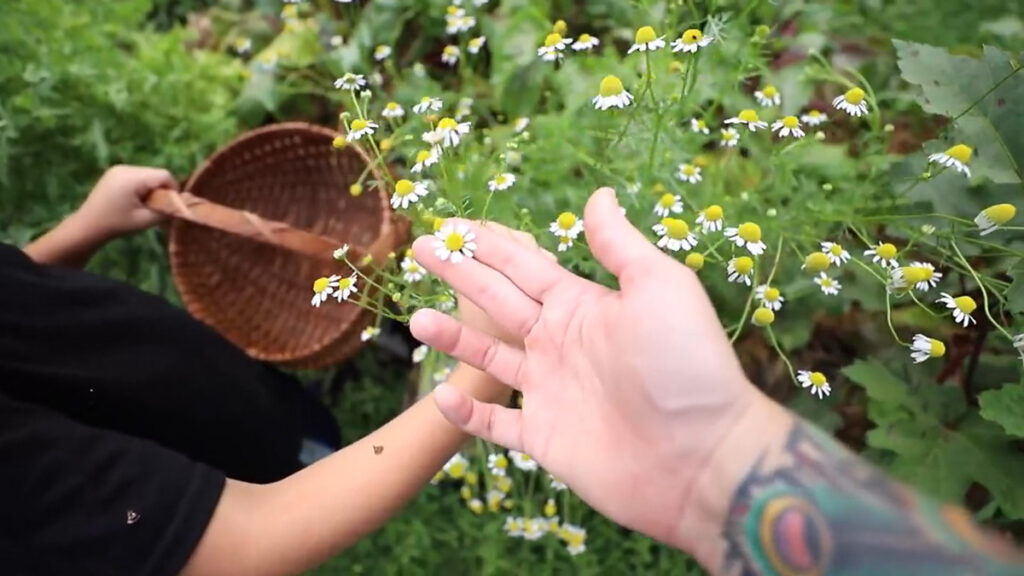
[2,0,1023,574]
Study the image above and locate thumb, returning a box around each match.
[583,187,665,289]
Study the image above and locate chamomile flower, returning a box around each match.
[754,84,781,107]
[360,326,380,342]
[572,33,600,51]
[334,73,366,91]
[333,273,358,302]
[771,116,805,138]
[864,242,899,268]
[382,101,405,119]
[814,272,842,296]
[310,275,340,307]
[467,498,484,514]
[820,241,851,266]
[427,117,472,148]
[523,517,547,541]
[550,212,583,239]
[441,45,461,66]
[412,96,443,114]
[724,109,769,132]
[653,218,699,252]
[800,110,827,127]
[752,307,775,327]
[488,173,516,192]
[538,33,571,61]
[487,452,510,477]
[560,523,587,555]
[910,334,946,364]
[503,516,525,538]
[720,128,740,148]
[333,244,350,261]
[832,87,869,117]
[346,119,378,142]
[690,118,710,135]
[549,475,568,491]
[724,222,766,256]
[685,252,705,271]
[455,97,474,120]
[509,450,538,471]
[467,36,487,54]
[390,179,429,209]
[485,489,505,512]
[892,262,942,292]
[928,144,973,178]
[671,28,714,53]
[755,284,785,311]
[797,370,831,400]
[444,453,470,478]
[232,37,252,55]
[937,293,977,327]
[802,251,831,272]
[434,222,477,263]
[373,44,392,61]
[974,203,1017,235]
[676,163,702,184]
[727,256,755,286]
[514,117,530,133]
[653,193,683,217]
[628,26,666,54]
[401,255,426,282]
[696,205,725,233]
[412,344,429,364]
[592,75,634,110]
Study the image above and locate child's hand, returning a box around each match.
[72,165,177,241]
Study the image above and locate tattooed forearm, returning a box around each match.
[722,422,1024,576]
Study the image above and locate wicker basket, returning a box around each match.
[145,122,408,369]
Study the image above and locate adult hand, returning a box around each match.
[72,165,176,241]
[408,187,759,549]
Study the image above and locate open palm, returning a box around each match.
[411,188,755,546]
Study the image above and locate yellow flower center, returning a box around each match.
[704,205,724,221]
[723,130,738,141]
[737,109,760,123]
[495,175,509,186]
[984,203,1016,225]
[559,236,572,246]
[468,499,483,514]
[544,499,558,517]
[808,110,822,118]
[380,138,392,152]
[448,460,467,478]
[930,339,946,358]
[376,45,388,56]
[946,144,973,164]
[762,85,778,98]
[782,116,799,128]
[829,244,844,256]
[578,33,592,43]
[804,252,830,272]
[459,485,472,500]
[386,102,399,111]
[752,307,775,326]
[338,277,353,290]
[737,222,762,243]
[696,119,707,130]
[901,266,931,285]
[685,252,705,270]
[465,471,478,486]
[954,296,977,314]
[544,33,563,47]
[445,232,465,252]
[332,136,346,149]
[349,183,363,197]
[809,372,827,387]
[844,87,866,105]
[635,26,657,45]
[395,179,415,197]
[876,243,898,260]
[496,476,512,492]
[433,217,444,232]
[661,218,690,239]
[437,117,458,130]
[820,277,834,288]
[694,154,709,167]
[599,75,624,97]
[682,28,703,43]
[282,5,298,18]
[444,45,458,56]
[564,531,585,548]
[732,256,754,275]
[350,119,368,132]
[557,212,577,230]
[764,287,781,301]
[312,277,330,293]
[415,150,432,163]
[658,193,676,208]
[553,19,568,35]
[420,96,432,104]
[681,164,697,176]
[446,6,459,15]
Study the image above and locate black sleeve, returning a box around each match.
[0,393,226,576]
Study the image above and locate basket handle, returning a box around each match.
[145,188,405,264]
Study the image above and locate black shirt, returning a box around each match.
[0,242,340,574]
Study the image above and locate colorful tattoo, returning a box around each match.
[723,422,1024,576]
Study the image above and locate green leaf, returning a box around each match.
[894,40,1024,184]
[1006,259,1024,313]
[979,383,1024,437]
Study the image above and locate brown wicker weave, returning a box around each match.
[146,122,408,369]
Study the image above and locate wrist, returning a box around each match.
[65,208,117,247]
[675,389,793,568]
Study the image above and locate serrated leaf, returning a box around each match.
[979,383,1024,437]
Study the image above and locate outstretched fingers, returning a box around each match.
[433,383,524,451]
[411,309,526,390]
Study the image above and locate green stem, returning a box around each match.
[950,239,1015,342]
[767,327,797,384]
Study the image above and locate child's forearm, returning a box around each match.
[23,212,109,268]
[182,363,509,576]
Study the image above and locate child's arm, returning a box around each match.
[23,165,173,267]
[181,361,510,576]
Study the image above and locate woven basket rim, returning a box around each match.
[167,122,391,365]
